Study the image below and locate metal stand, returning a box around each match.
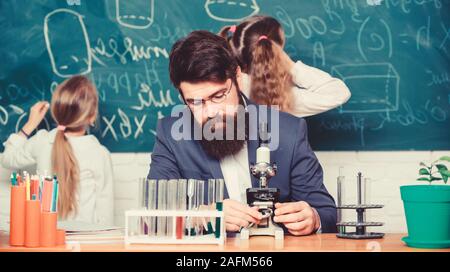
[240,201,284,240]
[336,172,385,239]
[240,220,284,240]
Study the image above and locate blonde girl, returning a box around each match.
[2,76,114,225]
[220,15,351,116]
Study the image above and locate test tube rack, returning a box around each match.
[125,209,225,245]
[336,172,385,239]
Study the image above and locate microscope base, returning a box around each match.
[240,223,284,240]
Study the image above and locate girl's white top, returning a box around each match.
[241,60,351,117]
[2,129,114,225]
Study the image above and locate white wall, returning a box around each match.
[1,151,449,233]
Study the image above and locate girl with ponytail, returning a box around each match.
[219,15,351,116]
[2,76,114,225]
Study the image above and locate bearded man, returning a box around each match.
[147,31,337,235]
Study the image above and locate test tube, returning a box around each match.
[167,179,178,238]
[357,172,366,205]
[215,179,224,238]
[364,178,372,205]
[138,178,148,209]
[197,180,206,235]
[138,178,148,235]
[215,179,224,203]
[147,179,157,236]
[364,177,373,221]
[176,179,187,239]
[207,179,216,233]
[157,179,167,237]
[187,179,196,236]
[337,167,345,234]
[356,173,366,231]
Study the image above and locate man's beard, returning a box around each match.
[199,107,249,161]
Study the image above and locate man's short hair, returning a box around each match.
[169,30,238,91]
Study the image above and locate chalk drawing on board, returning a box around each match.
[44,9,92,78]
[205,0,260,22]
[331,63,399,114]
[67,0,81,6]
[116,0,154,30]
[357,17,392,62]
[367,0,383,6]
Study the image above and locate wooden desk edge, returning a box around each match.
[1,233,449,252]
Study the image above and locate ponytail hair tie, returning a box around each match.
[258,35,269,41]
[229,25,237,33]
[57,125,66,132]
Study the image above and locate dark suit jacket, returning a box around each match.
[148,95,337,233]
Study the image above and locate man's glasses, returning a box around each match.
[185,80,233,107]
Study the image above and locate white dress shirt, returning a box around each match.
[219,143,252,203]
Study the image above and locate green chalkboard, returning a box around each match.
[0,0,449,152]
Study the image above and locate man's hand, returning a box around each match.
[224,199,262,232]
[273,201,320,236]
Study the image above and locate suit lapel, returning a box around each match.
[201,148,231,199]
[205,155,223,180]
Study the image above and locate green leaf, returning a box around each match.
[419,162,428,168]
[430,176,442,181]
[442,175,448,183]
[435,164,448,172]
[438,170,450,179]
[439,156,450,162]
[419,168,430,175]
[417,177,431,182]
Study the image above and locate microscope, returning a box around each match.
[240,123,284,240]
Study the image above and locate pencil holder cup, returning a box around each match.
[25,200,41,247]
[9,185,26,246]
[56,229,66,246]
[40,212,57,247]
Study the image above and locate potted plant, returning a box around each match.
[400,156,450,249]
